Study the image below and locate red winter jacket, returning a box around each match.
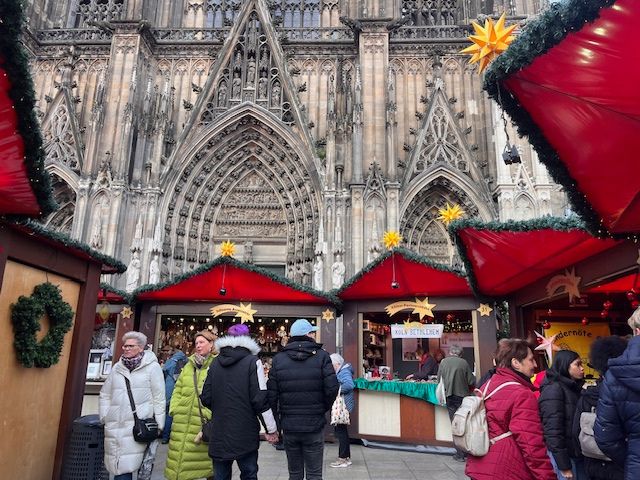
[465,368,555,480]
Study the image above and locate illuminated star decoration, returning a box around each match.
[383,230,402,250]
[120,306,134,319]
[534,331,560,364]
[476,303,493,317]
[322,309,335,323]
[437,203,465,226]
[414,297,436,319]
[220,240,236,257]
[460,12,517,73]
[236,302,257,323]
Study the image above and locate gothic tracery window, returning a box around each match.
[401,0,459,26]
[74,0,124,27]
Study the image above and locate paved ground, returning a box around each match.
[149,441,469,480]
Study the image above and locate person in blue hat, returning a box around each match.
[267,319,339,480]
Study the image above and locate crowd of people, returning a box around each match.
[97,309,640,480]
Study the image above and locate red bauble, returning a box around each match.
[632,300,640,309]
[627,291,636,301]
[581,317,589,326]
[603,300,613,310]
[600,310,608,319]
[446,313,455,322]
[536,337,544,344]
[543,321,551,330]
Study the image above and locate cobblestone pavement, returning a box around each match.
[148,441,469,480]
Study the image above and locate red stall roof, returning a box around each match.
[484,0,640,235]
[452,218,619,298]
[134,257,339,305]
[337,248,472,301]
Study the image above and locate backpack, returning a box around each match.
[450,378,519,457]
[578,408,611,461]
[172,357,188,381]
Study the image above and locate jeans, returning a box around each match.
[284,430,324,480]
[334,424,350,459]
[214,450,259,480]
[114,474,132,480]
[446,395,465,459]
[162,411,173,441]
[547,450,587,480]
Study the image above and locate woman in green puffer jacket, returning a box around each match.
[165,330,216,480]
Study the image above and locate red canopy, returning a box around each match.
[587,272,639,293]
[338,249,472,300]
[484,0,640,234]
[134,258,337,305]
[453,220,619,298]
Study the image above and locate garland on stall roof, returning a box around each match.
[334,246,467,296]
[0,0,57,217]
[99,282,132,304]
[448,216,592,301]
[132,255,342,308]
[483,0,618,236]
[11,282,74,368]
[6,220,127,273]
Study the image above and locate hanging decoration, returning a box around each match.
[321,309,335,322]
[581,317,589,326]
[476,303,493,317]
[460,12,516,73]
[220,241,236,257]
[383,231,402,289]
[534,331,559,363]
[545,268,582,302]
[98,301,110,322]
[120,306,134,319]
[210,302,257,324]
[437,203,465,226]
[384,297,436,320]
[10,282,74,368]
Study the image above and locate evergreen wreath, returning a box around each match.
[11,282,74,368]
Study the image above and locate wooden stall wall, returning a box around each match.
[0,260,80,479]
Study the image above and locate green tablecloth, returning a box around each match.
[354,378,440,405]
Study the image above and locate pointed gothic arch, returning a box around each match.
[159,107,321,282]
[42,172,76,235]
[41,91,84,173]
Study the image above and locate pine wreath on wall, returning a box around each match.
[11,282,75,368]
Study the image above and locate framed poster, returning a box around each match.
[101,360,112,377]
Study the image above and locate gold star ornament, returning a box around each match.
[322,309,335,322]
[476,303,493,316]
[120,306,134,319]
[383,230,402,250]
[220,240,236,257]
[236,302,257,323]
[437,203,465,226]
[460,12,517,73]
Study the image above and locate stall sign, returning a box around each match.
[391,322,444,338]
[545,322,610,377]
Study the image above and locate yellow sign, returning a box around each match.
[544,322,611,377]
[321,309,334,322]
[385,297,436,320]
[210,302,257,323]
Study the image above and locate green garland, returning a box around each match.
[0,0,56,217]
[483,0,617,235]
[99,282,132,304]
[133,255,342,307]
[11,282,74,368]
[448,216,591,300]
[6,219,127,273]
[334,246,467,296]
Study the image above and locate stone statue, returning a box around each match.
[246,60,256,88]
[217,81,227,107]
[126,251,141,292]
[271,82,281,105]
[149,253,160,283]
[232,73,241,99]
[313,255,324,290]
[331,257,345,289]
[258,76,268,98]
[90,217,103,250]
[243,241,254,264]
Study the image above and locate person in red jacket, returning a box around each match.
[466,339,556,480]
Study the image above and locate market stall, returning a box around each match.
[336,248,493,445]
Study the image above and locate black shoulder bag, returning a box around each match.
[124,376,159,443]
[194,368,214,443]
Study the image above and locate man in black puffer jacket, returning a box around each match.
[595,309,640,480]
[267,319,339,480]
[201,324,279,480]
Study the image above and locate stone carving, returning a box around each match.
[149,253,160,283]
[246,60,256,88]
[313,255,324,290]
[243,241,254,263]
[90,216,103,250]
[271,81,281,105]
[331,255,345,289]
[217,81,227,106]
[258,75,268,98]
[126,251,141,292]
[232,73,241,98]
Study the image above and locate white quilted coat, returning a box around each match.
[99,350,166,475]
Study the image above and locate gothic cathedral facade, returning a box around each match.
[23,0,563,291]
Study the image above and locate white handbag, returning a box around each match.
[330,386,350,425]
[435,379,447,406]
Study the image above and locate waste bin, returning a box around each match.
[61,414,108,480]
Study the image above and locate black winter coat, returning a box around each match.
[595,336,640,480]
[572,383,624,480]
[539,369,584,471]
[201,336,276,461]
[267,336,339,433]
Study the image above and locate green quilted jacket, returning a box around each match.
[164,354,215,480]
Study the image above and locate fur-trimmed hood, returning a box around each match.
[214,335,261,365]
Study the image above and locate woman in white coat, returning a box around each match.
[100,331,165,480]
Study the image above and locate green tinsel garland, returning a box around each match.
[11,282,74,368]
[449,216,591,300]
[0,0,56,217]
[133,255,342,308]
[483,0,617,235]
[334,246,467,295]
